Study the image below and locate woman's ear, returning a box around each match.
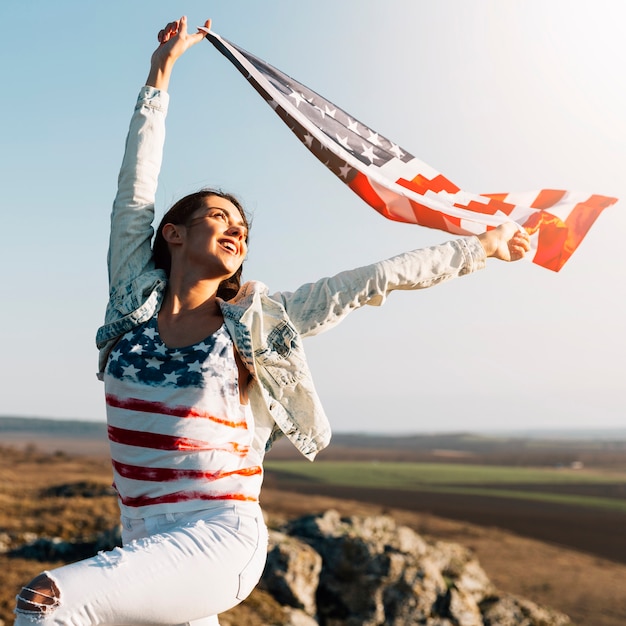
[161,223,184,245]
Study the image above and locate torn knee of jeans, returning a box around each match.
[15,573,60,615]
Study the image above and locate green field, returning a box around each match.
[264,461,626,513]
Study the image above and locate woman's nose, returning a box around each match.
[227,224,246,239]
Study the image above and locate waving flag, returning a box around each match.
[202,29,617,271]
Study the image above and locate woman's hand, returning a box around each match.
[147,16,211,91]
[477,223,531,262]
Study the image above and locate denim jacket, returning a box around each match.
[96,86,487,460]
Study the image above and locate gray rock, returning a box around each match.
[267,509,571,626]
[480,593,572,626]
[8,525,122,562]
[262,530,322,615]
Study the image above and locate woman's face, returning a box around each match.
[178,195,248,279]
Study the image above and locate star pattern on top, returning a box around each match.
[106,317,235,389]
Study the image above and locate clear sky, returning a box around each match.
[1,0,624,434]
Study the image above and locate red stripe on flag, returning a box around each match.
[531,189,567,210]
[454,197,517,217]
[482,192,508,202]
[349,172,399,221]
[398,174,460,195]
[108,425,249,456]
[529,195,615,271]
[106,394,248,429]
[408,198,459,231]
[112,459,262,482]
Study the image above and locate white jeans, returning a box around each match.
[14,504,268,626]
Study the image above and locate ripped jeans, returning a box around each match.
[14,503,268,626]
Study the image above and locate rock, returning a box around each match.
[39,481,116,498]
[265,509,571,626]
[261,530,322,615]
[0,532,10,553]
[282,607,319,626]
[480,593,572,626]
[8,525,122,562]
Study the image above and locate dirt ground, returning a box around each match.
[264,479,626,564]
[1,440,625,625]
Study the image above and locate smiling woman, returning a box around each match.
[152,189,250,300]
[14,14,530,626]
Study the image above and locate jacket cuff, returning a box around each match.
[460,236,487,274]
[137,85,170,114]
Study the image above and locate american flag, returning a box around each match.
[203,30,618,272]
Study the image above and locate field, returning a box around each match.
[1,420,626,625]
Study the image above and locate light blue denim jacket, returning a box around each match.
[96,86,487,460]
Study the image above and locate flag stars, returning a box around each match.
[129,343,144,355]
[170,350,185,362]
[347,118,360,134]
[390,143,405,159]
[145,357,162,370]
[288,89,306,108]
[339,163,352,179]
[325,105,336,118]
[361,144,378,163]
[195,341,212,352]
[336,134,351,150]
[109,349,122,362]
[367,131,381,146]
[303,134,314,148]
[154,343,167,356]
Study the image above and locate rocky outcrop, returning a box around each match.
[5,508,571,625]
[259,510,571,626]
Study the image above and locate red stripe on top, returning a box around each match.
[108,425,250,456]
[118,490,258,508]
[106,393,248,429]
[112,459,262,483]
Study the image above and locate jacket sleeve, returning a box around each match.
[273,236,486,338]
[106,86,169,295]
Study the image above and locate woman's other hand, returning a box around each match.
[477,223,531,262]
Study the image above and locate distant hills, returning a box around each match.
[1,415,624,443]
[0,416,106,438]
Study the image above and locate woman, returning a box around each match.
[15,16,530,626]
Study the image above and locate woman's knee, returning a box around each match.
[15,572,60,616]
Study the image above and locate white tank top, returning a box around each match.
[103,313,271,518]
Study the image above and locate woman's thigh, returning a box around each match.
[15,505,268,626]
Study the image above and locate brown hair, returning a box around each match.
[153,189,250,300]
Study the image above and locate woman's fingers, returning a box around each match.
[157,16,209,47]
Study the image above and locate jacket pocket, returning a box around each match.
[254,322,306,388]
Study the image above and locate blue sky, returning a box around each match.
[2,0,624,433]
